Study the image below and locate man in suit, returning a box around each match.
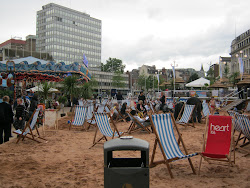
[0,96,14,144]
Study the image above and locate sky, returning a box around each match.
[1,0,250,72]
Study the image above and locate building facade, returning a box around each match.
[230,29,250,74]
[90,70,129,96]
[36,3,102,70]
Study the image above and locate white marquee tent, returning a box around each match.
[185,77,210,87]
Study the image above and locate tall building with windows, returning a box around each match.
[36,3,102,70]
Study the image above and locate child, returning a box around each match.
[209,97,216,115]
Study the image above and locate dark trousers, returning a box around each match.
[0,124,11,144]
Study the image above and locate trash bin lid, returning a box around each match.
[104,137,149,151]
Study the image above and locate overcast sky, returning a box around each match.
[1,0,250,72]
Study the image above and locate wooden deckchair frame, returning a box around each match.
[13,109,47,144]
[126,111,151,134]
[90,112,123,148]
[176,104,195,128]
[86,104,99,130]
[198,115,235,174]
[149,113,196,178]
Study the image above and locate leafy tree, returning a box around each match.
[112,71,125,88]
[223,64,230,78]
[102,58,126,73]
[137,74,147,90]
[229,72,239,86]
[39,82,54,101]
[79,77,98,99]
[206,67,215,85]
[188,73,200,83]
[62,76,78,109]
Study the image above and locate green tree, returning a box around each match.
[79,77,98,99]
[206,67,215,85]
[229,72,239,86]
[223,64,230,78]
[137,74,147,90]
[102,58,126,73]
[112,71,125,88]
[62,76,78,109]
[188,73,200,83]
[39,82,54,101]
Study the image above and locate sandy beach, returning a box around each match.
[0,114,249,188]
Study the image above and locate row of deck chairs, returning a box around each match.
[228,110,250,156]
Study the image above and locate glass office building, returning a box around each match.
[36,3,102,70]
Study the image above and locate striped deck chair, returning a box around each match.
[176,104,195,127]
[199,115,235,174]
[202,103,210,119]
[149,113,197,178]
[90,112,123,148]
[69,106,87,130]
[236,114,250,155]
[86,104,97,129]
[13,109,46,144]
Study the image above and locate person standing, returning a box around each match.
[160,92,166,111]
[14,98,26,130]
[186,97,203,123]
[138,91,146,104]
[116,92,123,105]
[29,95,38,119]
[0,96,14,144]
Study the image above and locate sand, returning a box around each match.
[0,114,250,188]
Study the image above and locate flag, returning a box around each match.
[156,74,160,84]
[172,65,175,78]
[238,57,244,75]
[219,62,223,78]
[83,54,88,67]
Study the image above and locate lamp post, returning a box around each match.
[171,61,178,98]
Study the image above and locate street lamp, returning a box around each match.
[171,61,178,98]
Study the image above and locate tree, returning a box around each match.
[223,64,230,78]
[206,67,215,85]
[79,77,98,99]
[188,73,200,83]
[39,82,54,101]
[102,57,126,73]
[229,72,239,86]
[62,76,78,108]
[137,74,147,90]
[112,71,125,88]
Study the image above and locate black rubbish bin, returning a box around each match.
[104,137,149,188]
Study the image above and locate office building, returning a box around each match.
[36,3,102,69]
[230,29,250,74]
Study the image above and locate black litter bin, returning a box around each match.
[104,137,149,188]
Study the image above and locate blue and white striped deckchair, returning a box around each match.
[202,103,211,118]
[227,111,241,132]
[176,104,195,127]
[13,109,46,143]
[86,105,96,128]
[237,114,250,152]
[150,113,197,178]
[90,112,123,148]
[97,104,105,113]
[69,106,87,130]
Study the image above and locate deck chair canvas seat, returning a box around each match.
[199,115,235,174]
[176,104,195,127]
[13,109,46,143]
[86,105,97,128]
[149,113,198,178]
[90,112,123,148]
[69,106,87,130]
[202,103,210,119]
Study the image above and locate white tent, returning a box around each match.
[26,86,60,93]
[185,77,210,87]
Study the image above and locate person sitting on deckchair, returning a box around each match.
[137,100,147,116]
[120,102,130,122]
[110,103,119,120]
[130,110,151,128]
